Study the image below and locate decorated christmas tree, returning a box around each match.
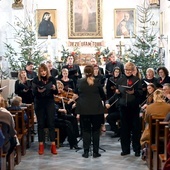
[4,14,45,73]
[123,0,162,75]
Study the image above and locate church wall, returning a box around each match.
[0,0,169,72]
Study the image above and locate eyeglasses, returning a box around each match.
[124,69,132,72]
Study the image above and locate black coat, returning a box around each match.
[62,64,82,86]
[75,78,106,115]
[50,68,59,79]
[15,80,34,104]
[32,76,58,100]
[117,75,143,107]
[105,61,124,79]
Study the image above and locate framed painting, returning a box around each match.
[36,9,57,39]
[68,0,102,39]
[114,8,135,38]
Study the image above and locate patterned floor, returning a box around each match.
[14,129,149,170]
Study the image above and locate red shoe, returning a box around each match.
[38,144,44,155]
[51,144,58,155]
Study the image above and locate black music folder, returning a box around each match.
[32,82,53,90]
[69,69,77,76]
[119,80,139,92]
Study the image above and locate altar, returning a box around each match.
[1,79,16,100]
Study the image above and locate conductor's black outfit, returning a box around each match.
[75,78,106,155]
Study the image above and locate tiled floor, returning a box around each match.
[14,129,149,170]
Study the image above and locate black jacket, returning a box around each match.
[32,76,58,100]
[105,61,124,79]
[15,80,34,104]
[75,78,106,115]
[117,75,143,107]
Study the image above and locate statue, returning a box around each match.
[12,0,24,9]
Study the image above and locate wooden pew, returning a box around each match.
[159,126,170,170]
[25,104,35,143]
[0,124,6,170]
[0,124,15,170]
[10,110,27,156]
[12,113,21,165]
[152,120,169,170]
[0,148,6,170]
[145,115,165,170]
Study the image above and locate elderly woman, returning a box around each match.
[141,68,159,104]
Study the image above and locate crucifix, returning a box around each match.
[116,40,125,61]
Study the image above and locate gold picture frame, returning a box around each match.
[36,9,57,39]
[114,8,135,38]
[68,0,102,39]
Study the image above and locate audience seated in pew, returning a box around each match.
[7,96,28,122]
[162,130,170,170]
[140,89,170,160]
[0,96,18,159]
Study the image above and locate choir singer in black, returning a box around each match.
[116,62,143,157]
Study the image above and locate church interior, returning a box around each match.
[0,0,170,170]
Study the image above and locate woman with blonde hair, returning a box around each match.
[15,69,34,104]
[75,65,106,158]
[59,68,76,92]
[32,63,58,155]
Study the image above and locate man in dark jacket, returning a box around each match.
[62,55,82,87]
[25,61,37,79]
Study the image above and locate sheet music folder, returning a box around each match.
[119,80,139,91]
[32,82,53,90]
[68,69,77,76]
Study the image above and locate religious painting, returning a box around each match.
[68,0,102,39]
[114,8,135,38]
[36,9,57,39]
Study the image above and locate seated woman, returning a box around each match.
[140,83,157,115]
[140,89,170,146]
[0,96,17,157]
[54,80,80,149]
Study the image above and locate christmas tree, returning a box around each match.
[4,14,45,73]
[123,0,162,75]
